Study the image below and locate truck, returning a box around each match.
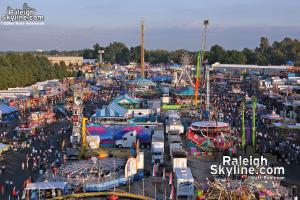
[151,129,164,164]
[115,130,151,148]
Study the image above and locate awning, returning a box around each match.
[0,104,17,114]
[25,182,67,190]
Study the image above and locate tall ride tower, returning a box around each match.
[194,20,209,107]
[141,19,145,77]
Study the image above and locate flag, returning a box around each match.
[169,172,172,185]
[152,164,157,177]
[162,168,165,181]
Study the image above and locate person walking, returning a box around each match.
[0,184,4,197]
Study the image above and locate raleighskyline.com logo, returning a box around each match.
[1,3,44,25]
[211,156,285,180]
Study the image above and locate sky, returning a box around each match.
[0,0,300,51]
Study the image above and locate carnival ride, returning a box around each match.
[17,108,56,135]
[205,177,290,200]
[187,121,233,151]
[194,20,209,108]
[186,21,234,151]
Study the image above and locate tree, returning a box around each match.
[147,49,170,64]
[83,49,94,59]
[130,46,141,63]
[225,50,246,64]
[242,48,256,64]
[208,45,227,64]
[170,49,190,64]
[270,49,285,65]
[0,53,73,90]
[76,70,84,77]
[104,42,130,65]
[93,43,104,60]
[255,37,271,65]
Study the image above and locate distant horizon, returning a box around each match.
[1,0,300,51]
[0,33,299,53]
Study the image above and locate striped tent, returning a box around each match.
[92,102,128,118]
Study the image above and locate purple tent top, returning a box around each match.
[86,124,114,145]
[113,125,151,142]
[86,124,151,146]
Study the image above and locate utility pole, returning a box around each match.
[141,19,145,77]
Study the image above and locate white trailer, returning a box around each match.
[165,111,184,134]
[165,120,184,134]
[174,168,194,198]
[168,134,182,156]
[151,130,164,164]
[171,149,187,170]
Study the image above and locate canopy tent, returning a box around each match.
[25,182,68,190]
[174,86,199,96]
[0,104,17,114]
[246,102,265,110]
[127,77,156,87]
[168,64,182,71]
[0,143,9,154]
[151,75,172,82]
[113,124,151,141]
[86,124,151,146]
[261,110,283,120]
[91,102,128,118]
[86,124,115,146]
[273,122,300,129]
[112,75,126,80]
[112,94,140,105]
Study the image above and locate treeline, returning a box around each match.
[79,37,300,66]
[36,37,300,66]
[0,53,74,90]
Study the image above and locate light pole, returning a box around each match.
[98,50,104,67]
[142,178,145,196]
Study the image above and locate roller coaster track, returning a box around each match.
[51,191,154,200]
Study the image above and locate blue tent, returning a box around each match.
[151,75,172,82]
[128,77,156,86]
[0,104,17,114]
[174,86,199,96]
